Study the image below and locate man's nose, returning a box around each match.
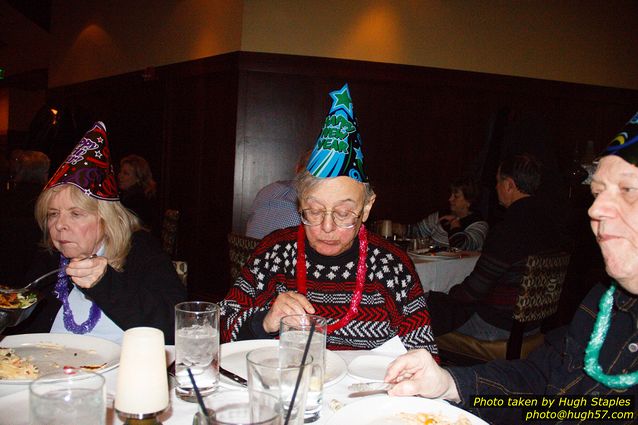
[320,212,336,232]
[588,192,616,221]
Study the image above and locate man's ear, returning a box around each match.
[361,194,376,222]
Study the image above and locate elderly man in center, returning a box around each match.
[220,84,437,355]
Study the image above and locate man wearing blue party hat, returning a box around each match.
[220,83,437,413]
[384,112,638,424]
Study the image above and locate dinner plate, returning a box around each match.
[220,339,347,388]
[408,251,460,261]
[326,394,489,425]
[0,333,121,384]
[347,354,394,381]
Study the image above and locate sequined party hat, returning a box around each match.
[44,121,119,200]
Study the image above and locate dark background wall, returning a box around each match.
[38,52,638,304]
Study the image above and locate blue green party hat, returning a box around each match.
[306,84,368,182]
[601,111,638,165]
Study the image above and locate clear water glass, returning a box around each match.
[246,346,312,425]
[192,390,281,425]
[175,301,220,401]
[279,314,327,423]
[29,367,105,425]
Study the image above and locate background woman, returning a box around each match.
[12,122,186,344]
[117,154,158,230]
[409,177,488,251]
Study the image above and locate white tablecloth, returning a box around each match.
[413,253,479,293]
[0,344,406,425]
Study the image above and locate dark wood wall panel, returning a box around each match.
[233,72,320,231]
[44,52,638,302]
[163,60,239,301]
[233,53,638,232]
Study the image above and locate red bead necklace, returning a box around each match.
[296,224,368,334]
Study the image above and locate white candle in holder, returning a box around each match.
[115,327,169,421]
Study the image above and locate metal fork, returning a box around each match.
[348,382,395,393]
[0,254,97,294]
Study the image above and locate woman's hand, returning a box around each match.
[385,349,460,402]
[262,291,315,333]
[439,214,461,230]
[66,256,108,289]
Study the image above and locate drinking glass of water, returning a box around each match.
[29,367,106,425]
[246,346,312,425]
[193,390,281,425]
[175,301,220,402]
[279,314,327,422]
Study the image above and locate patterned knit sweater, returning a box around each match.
[219,226,438,355]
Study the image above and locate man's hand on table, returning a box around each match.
[384,349,461,403]
[262,291,315,333]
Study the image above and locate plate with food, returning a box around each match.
[326,395,488,424]
[0,291,38,310]
[220,339,347,388]
[0,289,40,330]
[0,333,120,385]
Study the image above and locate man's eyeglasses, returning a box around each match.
[299,208,362,229]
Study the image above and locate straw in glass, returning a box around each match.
[284,321,315,425]
[187,367,211,423]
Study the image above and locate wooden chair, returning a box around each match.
[227,233,261,284]
[161,209,180,257]
[436,251,571,364]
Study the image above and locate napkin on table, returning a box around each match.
[371,335,408,357]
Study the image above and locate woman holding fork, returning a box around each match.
[10,122,186,344]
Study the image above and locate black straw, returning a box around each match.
[187,367,211,422]
[284,321,315,425]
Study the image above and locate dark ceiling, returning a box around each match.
[0,0,51,87]
[7,0,50,32]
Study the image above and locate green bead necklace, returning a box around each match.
[583,282,638,389]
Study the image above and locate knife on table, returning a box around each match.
[220,367,248,386]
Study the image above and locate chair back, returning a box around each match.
[513,251,571,323]
[172,260,188,287]
[436,250,571,364]
[228,233,261,284]
[161,209,180,257]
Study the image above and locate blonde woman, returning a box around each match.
[12,123,186,344]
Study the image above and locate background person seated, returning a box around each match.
[245,150,311,239]
[428,154,567,340]
[408,177,488,251]
[0,150,50,286]
[117,154,159,232]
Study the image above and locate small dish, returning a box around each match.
[347,354,394,381]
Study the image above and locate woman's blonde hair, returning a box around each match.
[35,185,142,271]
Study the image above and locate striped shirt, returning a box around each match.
[410,211,488,251]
